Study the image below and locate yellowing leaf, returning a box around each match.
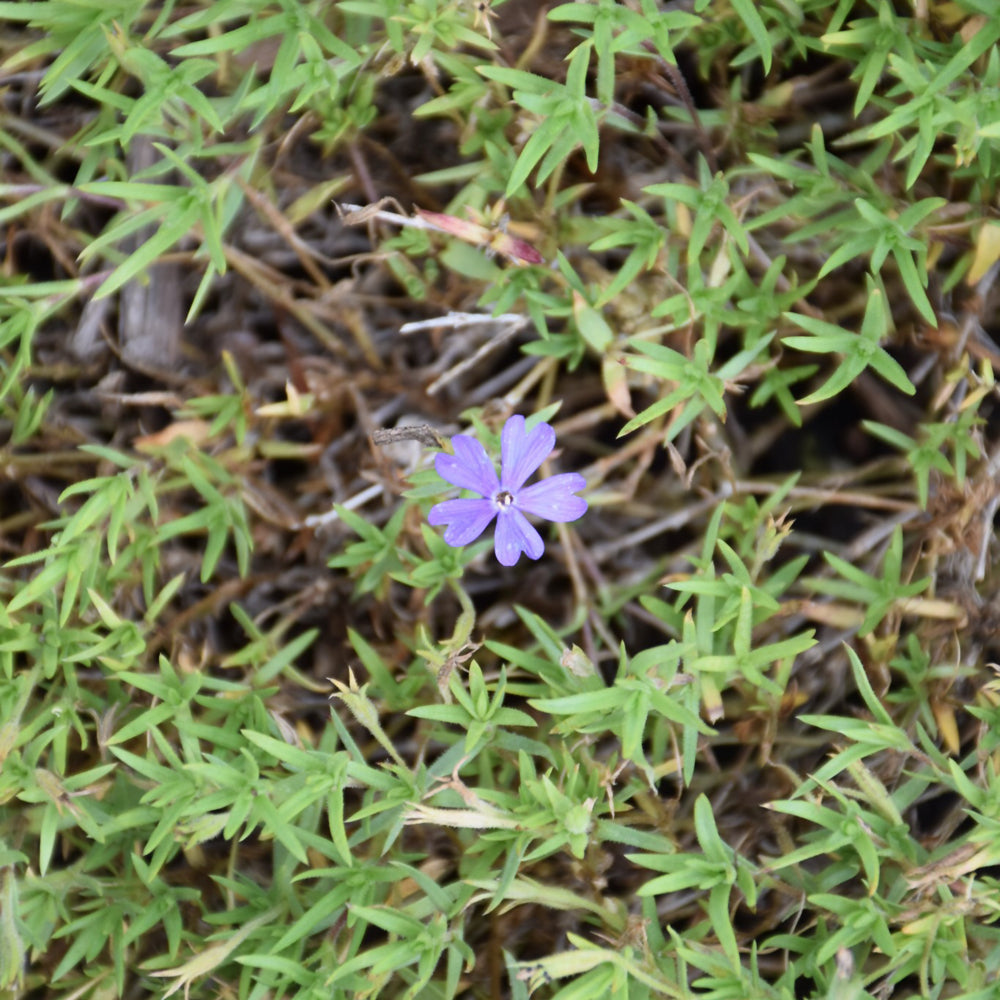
[147,910,276,998]
[932,699,961,755]
[601,356,634,417]
[967,221,1000,285]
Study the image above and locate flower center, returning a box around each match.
[495,490,515,508]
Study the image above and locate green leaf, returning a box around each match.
[730,0,772,72]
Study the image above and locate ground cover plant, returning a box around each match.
[2,0,1000,996]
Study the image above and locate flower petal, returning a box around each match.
[494,509,544,566]
[428,498,496,547]
[500,415,555,492]
[517,474,588,522]
[435,435,500,496]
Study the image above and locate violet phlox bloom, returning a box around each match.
[428,415,587,566]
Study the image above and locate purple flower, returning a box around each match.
[428,415,587,567]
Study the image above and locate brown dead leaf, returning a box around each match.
[134,420,212,451]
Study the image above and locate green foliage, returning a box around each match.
[804,525,929,637]
[327,504,409,598]
[479,52,608,197]
[783,282,915,405]
[2,0,999,997]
